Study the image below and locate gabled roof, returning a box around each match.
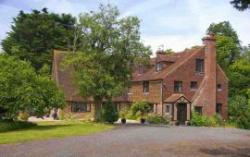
[52,50,129,102]
[133,47,204,82]
[164,93,190,103]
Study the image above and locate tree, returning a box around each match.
[0,54,65,119]
[231,0,250,11]
[207,21,241,69]
[207,21,240,44]
[215,35,241,70]
[228,57,250,96]
[101,101,119,123]
[1,8,76,70]
[229,95,250,129]
[64,4,151,120]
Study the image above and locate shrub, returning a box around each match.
[0,119,36,132]
[18,111,29,121]
[147,114,169,124]
[130,101,151,119]
[229,95,250,129]
[190,112,223,127]
[119,107,129,119]
[190,112,207,126]
[101,102,119,123]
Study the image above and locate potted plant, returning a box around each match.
[119,107,128,124]
[131,101,151,124]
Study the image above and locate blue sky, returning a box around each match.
[0,0,249,52]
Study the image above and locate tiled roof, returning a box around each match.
[52,50,129,102]
[133,47,204,81]
[164,93,190,103]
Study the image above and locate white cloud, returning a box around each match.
[0,0,249,52]
[142,34,201,55]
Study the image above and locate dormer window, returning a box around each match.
[156,63,163,71]
[138,65,144,74]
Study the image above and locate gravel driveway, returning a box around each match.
[0,125,250,157]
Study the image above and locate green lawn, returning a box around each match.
[0,120,114,144]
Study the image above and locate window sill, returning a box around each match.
[143,92,149,95]
[195,72,204,75]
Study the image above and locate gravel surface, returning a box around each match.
[0,125,250,157]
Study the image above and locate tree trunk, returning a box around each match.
[94,99,102,121]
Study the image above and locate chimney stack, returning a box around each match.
[192,33,217,116]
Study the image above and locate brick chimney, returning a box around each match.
[156,49,165,63]
[192,33,217,116]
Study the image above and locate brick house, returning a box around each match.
[52,34,228,123]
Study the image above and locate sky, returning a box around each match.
[0,0,249,53]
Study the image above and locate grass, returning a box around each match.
[0,120,36,132]
[0,120,114,144]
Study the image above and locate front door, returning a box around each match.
[177,103,187,125]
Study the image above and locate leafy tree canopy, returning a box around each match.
[206,21,242,71]
[231,0,250,11]
[1,8,76,70]
[0,54,65,119]
[64,4,151,120]
[207,21,240,45]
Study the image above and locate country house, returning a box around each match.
[52,33,228,124]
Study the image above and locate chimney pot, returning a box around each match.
[202,33,216,42]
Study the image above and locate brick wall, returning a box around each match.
[163,49,205,101]
[130,80,162,104]
[216,66,228,119]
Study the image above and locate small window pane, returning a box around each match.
[165,105,170,113]
[194,106,202,115]
[174,81,182,93]
[71,102,89,113]
[156,63,163,71]
[190,81,198,90]
[216,103,222,115]
[138,65,144,74]
[217,84,222,91]
[196,59,204,73]
[143,81,149,93]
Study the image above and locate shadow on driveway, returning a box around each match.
[200,146,250,157]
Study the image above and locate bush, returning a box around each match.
[147,114,169,124]
[190,112,223,127]
[190,112,207,126]
[229,95,250,129]
[119,107,129,119]
[130,101,151,119]
[0,119,36,132]
[18,112,29,121]
[101,102,119,123]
